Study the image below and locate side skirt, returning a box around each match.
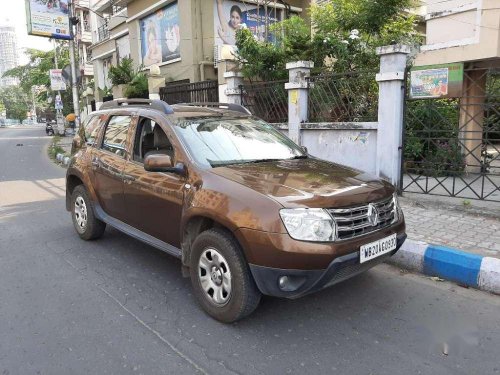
[94,205,182,259]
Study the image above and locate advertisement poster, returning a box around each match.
[26,0,71,40]
[214,0,281,59]
[50,69,66,91]
[410,63,464,99]
[140,2,180,66]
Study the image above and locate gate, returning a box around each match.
[159,80,219,104]
[401,67,500,202]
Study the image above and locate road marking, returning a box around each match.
[63,258,209,375]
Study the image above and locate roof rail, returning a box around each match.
[176,102,252,115]
[99,99,174,114]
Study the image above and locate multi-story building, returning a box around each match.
[88,0,309,108]
[75,0,94,85]
[0,22,19,87]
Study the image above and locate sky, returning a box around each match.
[2,0,53,64]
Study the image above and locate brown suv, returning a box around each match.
[67,99,406,322]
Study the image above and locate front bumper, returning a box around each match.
[249,233,407,298]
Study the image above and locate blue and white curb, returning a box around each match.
[56,153,71,166]
[387,239,500,295]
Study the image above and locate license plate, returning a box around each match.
[359,234,397,263]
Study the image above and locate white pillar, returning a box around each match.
[375,45,410,186]
[285,61,313,145]
[224,71,244,105]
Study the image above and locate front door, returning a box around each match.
[123,117,185,247]
[91,115,133,221]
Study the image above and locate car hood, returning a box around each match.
[210,158,394,208]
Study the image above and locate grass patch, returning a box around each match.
[48,135,67,161]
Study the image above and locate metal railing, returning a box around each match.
[239,80,288,123]
[159,80,219,104]
[97,22,109,42]
[307,71,379,123]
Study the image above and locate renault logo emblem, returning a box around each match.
[367,203,379,226]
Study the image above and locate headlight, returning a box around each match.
[280,208,336,242]
[392,193,403,223]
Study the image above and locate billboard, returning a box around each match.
[214,0,282,59]
[140,2,180,66]
[50,69,67,91]
[26,0,71,40]
[410,63,464,99]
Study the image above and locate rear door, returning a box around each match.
[122,116,185,247]
[90,114,135,221]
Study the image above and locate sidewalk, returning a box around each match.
[400,198,500,259]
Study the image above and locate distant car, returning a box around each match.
[66,99,406,322]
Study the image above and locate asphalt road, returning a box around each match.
[1,126,499,375]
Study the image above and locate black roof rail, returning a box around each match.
[99,99,174,114]
[175,102,252,115]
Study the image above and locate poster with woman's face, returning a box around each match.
[140,2,181,66]
[214,0,281,48]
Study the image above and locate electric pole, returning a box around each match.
[69,0,81,132]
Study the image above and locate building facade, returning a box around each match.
[88,0,309,108]
[0,23,19,87]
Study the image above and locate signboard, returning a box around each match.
[50,69,67,91]
[410,63,464,99]
[55,94,63,110]
[140,2,180,66]
[26,0,71,40]
[214,0,283,60]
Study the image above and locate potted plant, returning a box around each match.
[124,72,149,99]
[108,58,134,99]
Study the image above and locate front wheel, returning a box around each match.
[190,229,261,323]
[71,185,106,240]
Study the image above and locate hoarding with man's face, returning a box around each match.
[140,2,181,67]
[26,0,71,40]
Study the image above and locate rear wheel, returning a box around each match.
[190,229,261,323]
[71,185,106,240]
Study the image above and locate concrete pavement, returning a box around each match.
[1,126,500,375]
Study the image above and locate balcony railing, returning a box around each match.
[97,22,109,42]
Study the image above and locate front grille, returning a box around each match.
[328,196,395,241]
[323,252,390,289]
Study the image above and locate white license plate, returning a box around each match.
[359,234,397,263]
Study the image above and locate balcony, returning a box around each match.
[97,23,110,43]
[74,0,90,8]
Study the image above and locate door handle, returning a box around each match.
[91,157,100,168]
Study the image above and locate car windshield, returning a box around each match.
[172,116,306,167]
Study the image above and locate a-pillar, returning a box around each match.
[375,44,410,186]
[459,69,487,174]
[285,61,313,145]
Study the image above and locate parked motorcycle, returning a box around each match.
[46,122,55,136]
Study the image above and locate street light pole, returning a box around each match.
[69,0,81,132]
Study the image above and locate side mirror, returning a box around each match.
[144,154,186,175]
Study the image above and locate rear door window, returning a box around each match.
[102,115,132,158]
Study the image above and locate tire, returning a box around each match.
[190,228,261,323]
[71,185,106,240]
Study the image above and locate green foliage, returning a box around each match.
[235,28,287,81]
[404,99,466,176]
[2,44,74,116]
[108,58,135,86]
[124,73,149,99]
[235,0,422,80]
[0,86,29,121]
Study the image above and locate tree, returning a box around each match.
[235,0,422,80]
[2,43,74,116]
[0,87,29,122]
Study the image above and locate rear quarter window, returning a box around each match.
[82,115,105,146]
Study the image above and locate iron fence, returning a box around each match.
[159,80,219,104]
[307,71,379,123]
[240,80,288,123]
[402,67,500,202]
